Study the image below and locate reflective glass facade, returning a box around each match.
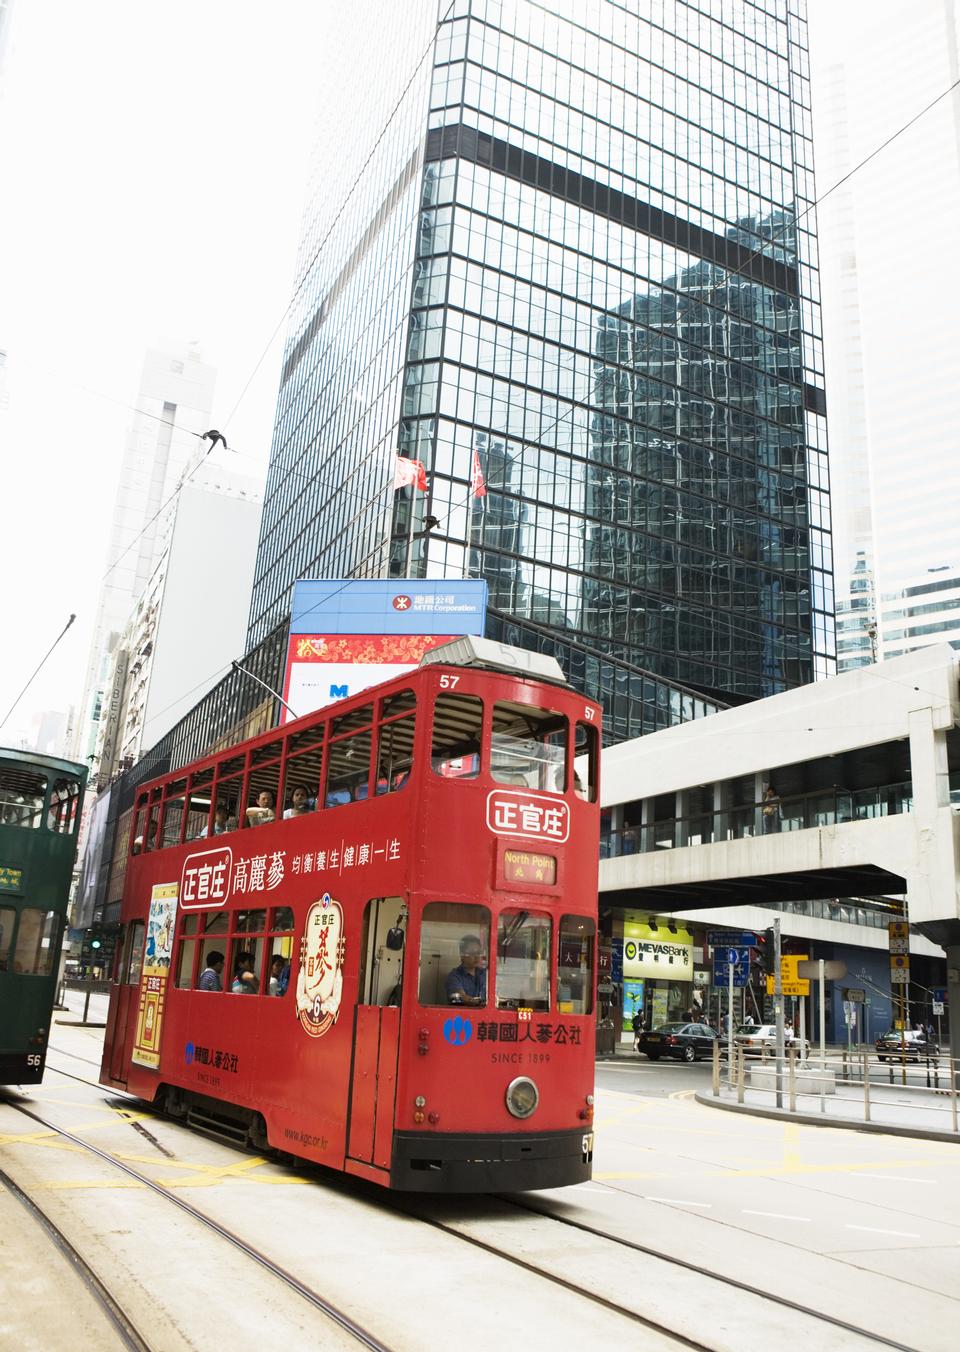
[249,0,833,739]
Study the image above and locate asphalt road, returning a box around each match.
[597,1049,720,1096]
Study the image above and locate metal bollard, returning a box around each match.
[863,1049,871,1123]
[952,1060,959,1135]
[737,1046,746,1105]
[788,1046,796,1113]
[712,1036,720,1097]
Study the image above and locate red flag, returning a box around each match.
[393,455,428,492]
[471,447,487,498]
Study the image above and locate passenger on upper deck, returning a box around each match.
[446,934,486,1007]
[231,951,258,993]
[245,790,275,827]
[283,785,311,818]
[200,804,234,838]
[198,951,224,992]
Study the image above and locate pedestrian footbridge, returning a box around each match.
[600,644,960,956]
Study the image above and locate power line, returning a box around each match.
[0,615,76,733]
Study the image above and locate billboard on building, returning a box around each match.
[281,579,487,722]
[623,920,694,982]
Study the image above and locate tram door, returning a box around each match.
[106,921,145,1085]
[348,898,404,1169]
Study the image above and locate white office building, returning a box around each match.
[73,342,217,774]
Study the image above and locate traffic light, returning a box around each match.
[759,927,776,974]
[88,924,102,952]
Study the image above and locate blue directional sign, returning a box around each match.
[712,946,750,988]
[707,930,757,949]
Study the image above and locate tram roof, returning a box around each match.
[0,746,88,781]
[419,636,567,687]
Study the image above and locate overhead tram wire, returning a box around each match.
[0,615,76,734]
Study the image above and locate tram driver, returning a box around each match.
[446,934,486,1007]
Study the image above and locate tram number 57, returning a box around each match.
[439,675,460,689]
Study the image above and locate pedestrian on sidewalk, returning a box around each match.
[631,1008,643,1052]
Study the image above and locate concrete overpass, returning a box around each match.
[599,645,960,1057]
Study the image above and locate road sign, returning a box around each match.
[766,954,811,996]
[932,988,946,1003]
[890,953,910,985]
[843,988,865,1003]
[707,930,757,949]
[888,920,909,955]
[712,946,749,988]
[796,959,847,981]
[933,1001,945,1016]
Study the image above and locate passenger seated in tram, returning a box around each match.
[245,789,276,827]
[446,934,486,1007]
[267,953,285,995]
[198,951,224,992]
[199,804,235,838]
[231,950,258,993]
[283,785,311,818]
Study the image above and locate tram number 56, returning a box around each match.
[26,1054,42,1068]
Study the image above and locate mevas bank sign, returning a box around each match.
[622,921,693,982]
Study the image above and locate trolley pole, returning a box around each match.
[774,917,784,1109]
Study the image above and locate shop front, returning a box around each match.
[619,916,695,1042]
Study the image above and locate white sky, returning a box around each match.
[0,1,952,751]
[0,0,330,748]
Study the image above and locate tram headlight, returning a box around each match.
[505,1076,539,1119]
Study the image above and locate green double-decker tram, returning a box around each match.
[0,748,87,1084]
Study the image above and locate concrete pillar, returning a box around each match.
[947,946,960,1085]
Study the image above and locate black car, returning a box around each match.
[875,1029,939,1062]
[638,1022,722,1063]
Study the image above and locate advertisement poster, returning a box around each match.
[622,979,645,1023]
[622,919,694,982]
[281,579,487,723]
[132,883,177,1068]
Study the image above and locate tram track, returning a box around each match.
[0,1163,151,1351]
[0,1093,395,1352]
[35,1047,925,1350]
[489,1192,922,1352]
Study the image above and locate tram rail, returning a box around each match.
[31,1046,926,1352]
[0,1163,150,1351]
[0,1093,395,1352]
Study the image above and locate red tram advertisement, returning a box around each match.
[101,637,601,1191]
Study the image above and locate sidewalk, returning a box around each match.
[698,1061,960,1143]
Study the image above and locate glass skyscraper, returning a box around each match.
[248,0,832,741]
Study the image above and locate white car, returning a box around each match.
[734,1024,807,1055]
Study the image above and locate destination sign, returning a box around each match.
[503,849,557,886]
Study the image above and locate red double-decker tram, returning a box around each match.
[101,637,600,1191]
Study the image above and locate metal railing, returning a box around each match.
[711,1039,960,1133]
[603,781,914,858]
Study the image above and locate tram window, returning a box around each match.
[125,921,146,984]
[47,777,82,834]
[175,915,199,989]
[491,704,567,792]
[185,767,215,840]
[143,791,162,853]
[375,691,416,795]
[247,740,282,827]
[236,909,266,933]
[285,724,325,810]
[270,906,294,931]
[359,897,406,1005]
[228,937,262,994]
[496,910,551,1011]
[574,721,599,802]
[131,796,148,854]
[214,754,245,837]
[197,912,227,986]
[12,908,59,976]
[0,906,14,970]
[0,766,47,828]
[557,915,595,1015]
[325,704,373,805]
[431,693,482,779]
[418,901,490,1007]
[160,781,187,848]
[266,907,294,996]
